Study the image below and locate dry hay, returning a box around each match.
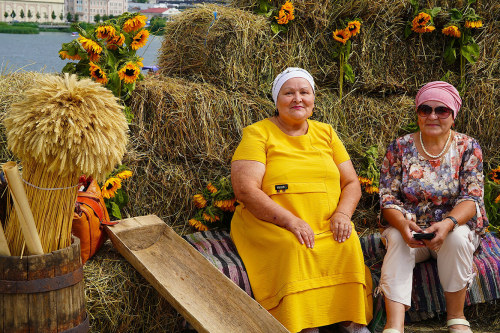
[160,1,500,95]
[84,241,183,333]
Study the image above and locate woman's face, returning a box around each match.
[417,100,454,138]
[276,78,314,125]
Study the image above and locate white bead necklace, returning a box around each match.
[419,130,451,159]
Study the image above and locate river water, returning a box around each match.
[0,31,163,73]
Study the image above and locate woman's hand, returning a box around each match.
[421,221,452,251]
[285,217,315,249]
[330,212,352,243]
[399,220,426,248]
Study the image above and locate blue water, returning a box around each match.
[0,31,162,73]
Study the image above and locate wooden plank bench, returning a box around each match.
[105,215,288,333]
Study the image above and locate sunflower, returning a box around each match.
[207,183,218,193]
[78,36,103,62]
[107,33,125,50]
[203,212,220,223]
[96,25,116,40]
[275,1,294,25]
[413,25,435,33]
[347,21,361,37]
[358,176,372,186]
[465,20,482,28]
[495,194,500,204]
[365,185,379,194]
[136,57,144,69]
[189,218,209,231]
[59,51,82,61]
[123,14,147,33]
[116,170,133,179]
[333,28,350,44]
[442,25,461,38]
[118,63,140,84]
[413,12,431,27]
[214,198,237,212]
[89,62,108,84]
[193,194,207,208]
[130,29,149,50]
[101,177,122,199]
[490,167,500,184]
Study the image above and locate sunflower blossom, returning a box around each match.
[495,194,500,204]
[333,28,350,44]
[89,62,108,84]
[358,176,372,186]
[275,0,294,25]
[59,51,82,61]
[207,183,218,193]
[490,167,500,184]
[107,33,125,50]
[203,212,220,223]
[78,36,103,61]
[116,170,133,179]
[193,194,207,208]
[465,20,482,28]
[96,25,116,40]
[136,57,144,69]
[118,63,140,84]
[411,12,435,33]
[189,218,209,231]
[101,177,122,199]
[130,29,149,50]
[365,185,379,194]
[442,25,461,38]
[123,14,147,33]
[214,198,237,212]
[347,21,361,37]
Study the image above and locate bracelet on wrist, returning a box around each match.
[334,211,351,219]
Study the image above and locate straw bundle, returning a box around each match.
[3,74,128,254]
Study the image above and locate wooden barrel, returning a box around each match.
[0,237,88,332]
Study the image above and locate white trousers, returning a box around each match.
[378,225,481,308]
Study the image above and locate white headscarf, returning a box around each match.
[272,67,315,105]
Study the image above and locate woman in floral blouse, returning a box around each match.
[378,81,488,333]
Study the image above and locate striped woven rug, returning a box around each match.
[183,230,500,332]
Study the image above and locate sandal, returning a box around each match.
[447,319,473,333]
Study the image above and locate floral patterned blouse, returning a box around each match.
[379,132,488,235]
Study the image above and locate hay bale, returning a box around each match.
[84,241,182,333]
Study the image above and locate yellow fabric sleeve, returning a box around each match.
[330,127,350,165]
[232,125,267,165]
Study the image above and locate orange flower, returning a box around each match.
[214,198,237,212]
[123,14,147,33]
[347,21,361,37]
[442,25,461,38]
[96,25,116,40]
[78,36,102,62]
[89,62,108,84]
[193,194,207,208]
[275,0,294,25]
[495,194,500,204]
[465,20,482,28]
[358,176,372,186]
[333,28,350,44]
[203,212,220,223]
[107,33,125,50]
[411,12,435,33]
[365,185,379,194]
[130,29,149,50]
[118,63,140,84]
[207,183,218,193]
[189,218,209,231]
[490,167,500,184]
[59,51,81,61]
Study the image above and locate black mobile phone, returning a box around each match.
[413,232,436,240]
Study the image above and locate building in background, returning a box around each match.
[139,5,180,20]
[66,0,128,23]
[1,0,65,22]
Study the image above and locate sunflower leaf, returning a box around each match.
[468,0,476,4]
[271,22,280,34]
[110,201,122,219]
[343,63,355,83]
[107,52,116,68]
[444,44,457,65]
[450,8,462,21]
[430,7,441,18]
[404,22,412,38]
[61,63,77,74]
[345,40,352,56]
[461,43,479,64]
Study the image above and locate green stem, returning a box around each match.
[460,35,464,89]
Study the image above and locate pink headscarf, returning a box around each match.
[415,81,462,119]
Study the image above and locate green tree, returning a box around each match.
[94,13,101,23]
[102,14,109,21]
[28,10,33,21]
[11,10,16,19]
[44,12,48,20]
[66,12,73,22]
[20,9,25,19]
[51,11,56,21]
[74,13,79,22]
[4,12,8,20]
[36,12,40,21]
[109,14,114,19]
[59,13,63,21]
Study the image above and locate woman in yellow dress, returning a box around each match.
[230,68,373,333]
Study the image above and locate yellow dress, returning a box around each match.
[230,119,373,333]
